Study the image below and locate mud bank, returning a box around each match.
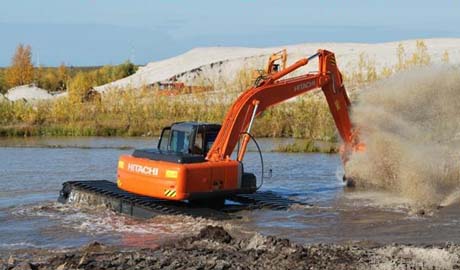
[2,226,460,270]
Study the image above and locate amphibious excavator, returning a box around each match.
[116,49,362,201]
[59,49,363,218]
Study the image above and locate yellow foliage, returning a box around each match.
[68,72,94,103]
[407,40,431,66]
[397,43,406,71]
[5,44,34,88]
[380,66,393,78]
[348,53,379,84]
[235,67,255,92]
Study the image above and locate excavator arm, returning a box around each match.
[206,49,361,162]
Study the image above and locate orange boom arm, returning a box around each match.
[206,49,358,162]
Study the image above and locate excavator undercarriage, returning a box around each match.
[59,180,310,220]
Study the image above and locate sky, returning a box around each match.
[1,0,460,66]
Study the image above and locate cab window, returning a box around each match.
[158,127,171,151]
[204,131,218,154]
[192,130,204,155]
[170,130,191,153]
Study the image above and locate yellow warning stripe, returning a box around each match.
[164,189,177,197]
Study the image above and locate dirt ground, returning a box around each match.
[1,226,460,270]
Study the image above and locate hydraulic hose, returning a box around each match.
[239,132,264,190]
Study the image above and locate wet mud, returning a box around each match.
[2,226,460,270]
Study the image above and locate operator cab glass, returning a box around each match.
[158,122,221,157]
[170,130,191,153]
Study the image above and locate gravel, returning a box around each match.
[2,226,460,270]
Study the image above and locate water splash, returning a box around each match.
[12,200,229,248]
[345,66,460,207]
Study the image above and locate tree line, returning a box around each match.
[0,44,138,99]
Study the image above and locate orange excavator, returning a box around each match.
[116,49,364,203]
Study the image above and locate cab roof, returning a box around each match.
[171,122,221,132]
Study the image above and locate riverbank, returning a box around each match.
[0,84,336,140]
[2,226,458,270]
[0,132,338,153]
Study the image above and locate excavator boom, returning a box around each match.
[207,49,358,162]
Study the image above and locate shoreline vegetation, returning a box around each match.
[0,41,443,153]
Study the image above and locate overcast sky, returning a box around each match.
[1,0,459,66]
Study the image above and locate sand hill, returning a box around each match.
[95,38,460,93]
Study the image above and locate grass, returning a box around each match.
[0,89,336,142]
[274,140,339,153]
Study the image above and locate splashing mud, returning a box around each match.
[346,66,460,207]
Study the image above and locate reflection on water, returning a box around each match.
[1,137,460,253]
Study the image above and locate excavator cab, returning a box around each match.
[157,122,221,156]
[117,122,257,202]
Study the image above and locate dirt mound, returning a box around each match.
[3,226,460,270]
[193,225,233,244]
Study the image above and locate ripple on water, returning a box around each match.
[9,201,233,248]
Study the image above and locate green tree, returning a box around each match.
[5,44,35,88]
[116,60,137,78]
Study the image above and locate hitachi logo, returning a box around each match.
[293,81,315,91]
[127,163,159,176]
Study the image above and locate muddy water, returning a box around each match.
[1,137,460,254]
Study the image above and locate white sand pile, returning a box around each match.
[5,84,53,102]
[95,47,267,93]
[95,38,460,93]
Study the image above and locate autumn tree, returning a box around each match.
[57,63,69,91]
[0,70,6,94]
[5,44,35,88]
[68,72,94,103]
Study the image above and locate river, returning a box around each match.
[1,137,460,254]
